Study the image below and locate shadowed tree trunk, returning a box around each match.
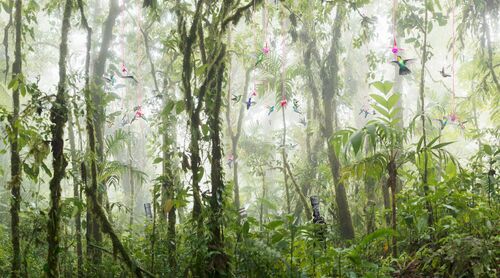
[320,5,355,240]
[9,0,22,276]
[47,0,72,276]
[86,0,120,266]
[387,159,398,257]
[68,104,83,277]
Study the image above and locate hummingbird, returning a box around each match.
[391,56,414,75]
[130,106,146,124]
[435,117,448,130]
[103,74,116,85]
[227,154,234,168]
[267,105,275,116]
[292,99,302,114]
[245,97,256,110]
[118,72,139,83]
[299,117,306,126]
[231,94,242,103]
[439,67,451,78]
[255,52,264,67]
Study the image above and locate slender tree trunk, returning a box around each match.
[9,1,23,276]
[68,105,83,277]
[47,1,72,276]
[2,0,13,83]
[365,176,376,234]
[259,171,266,231]
[381,176,391,227]
[128,153,135,229]
[419,0,434,226]
[482,10,500,91]
[320,6,355,240]
[387,159,398,257]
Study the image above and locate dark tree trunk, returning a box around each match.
[47,2,72,276]
[9,0,22,276]
[381,176,391,227]
[86,0,120,266]
[68,106,83,277]
[208,54,229,277]
[320,6,355,240]
[365,176,376,234]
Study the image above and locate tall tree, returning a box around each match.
[9,0,23,276]
[47,0,72,276]
[86,0,120,265]
[320,4,355,240]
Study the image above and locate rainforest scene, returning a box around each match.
[0,0,498,277]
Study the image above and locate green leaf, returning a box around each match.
[431,141,454,150]
[175,100,185,114]
[369,94,388,108]
[483,144,493,155]
[350,131,364,155]
[371,81,393,95]
[265,220,284,230]
[372,105,391,119]
[242,221,250,238]
[153,157,163,164]
[387,93,400,109]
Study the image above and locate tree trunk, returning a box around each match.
[208,56,229,277]
[381,176,391,227]
[2,0,13,83]
[259,171,266,231]
[419,0,434,226]
[320,6,355,240]
[387,160,398,257]
[9,0,22,276]
[365,176,376,234]
[87,0,120,266]
[68,106,83,277]
[47,1,72,276]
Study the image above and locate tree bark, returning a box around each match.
[419,0,434,226]
[320,5,355,240]
[2,0,13,83]
[68,105,83,277]
[9,0,22,276]
[387,160,398,257]
[47,1,72,276]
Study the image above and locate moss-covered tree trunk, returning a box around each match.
[9,0,22,276]
[2,0,13,83]
[320,5,355,240]
[47,0,72,276]
[67,105,83,277]
[387,159,398,257]
[87,0,120,266]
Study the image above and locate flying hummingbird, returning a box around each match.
[391,56,414,75]
[245,97,256,110]
[231,94,242,103]
[267,105,275,116]
[255,52,264,67]
[439,67,451,78]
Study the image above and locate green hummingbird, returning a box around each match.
[231,94,242,103]
[255,52,264,67]
[391,56,414,75]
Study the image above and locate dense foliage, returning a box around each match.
[0,0,498,277]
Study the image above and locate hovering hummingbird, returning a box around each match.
[103,74,116,85]
[118,72,139,83]
[267,105,275,116]
[255,52,264,67]
[391,56,414,75]
[434,117,448,130]
[121,63,128,75]
[359,108,375,118]
[231,94,242,103]
[130,105,146,123]
[292,99,302,114]
[245,97,256,110]
[439,67,451,78]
